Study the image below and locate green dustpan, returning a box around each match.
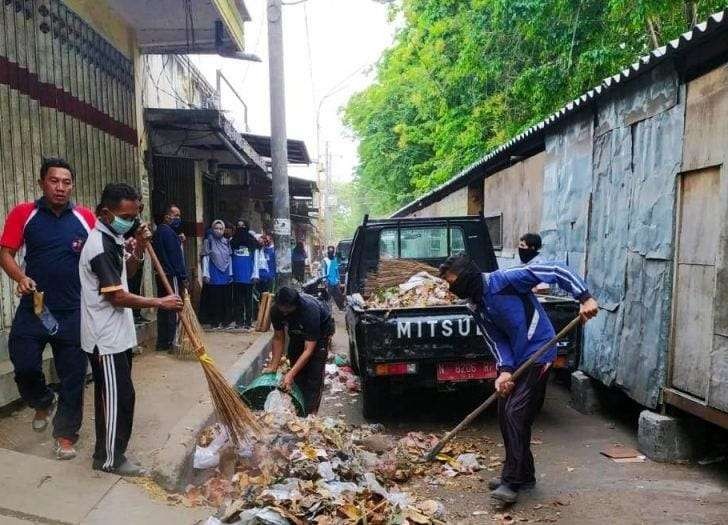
[236,372,307,417]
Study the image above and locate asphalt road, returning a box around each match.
[320,311,728,524]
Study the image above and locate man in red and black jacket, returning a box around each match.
[0,158,95,461]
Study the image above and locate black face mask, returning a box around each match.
[327,251,335,260]
[519,248,538,264]
[449,268,484,304]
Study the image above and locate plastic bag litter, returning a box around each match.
[317,480,359,497]
[456,453,481,472]
[264,389,296,415]
[317,461,337,482]
[236,507,289,525]
[193,424,229,470]
[261,478,301,502]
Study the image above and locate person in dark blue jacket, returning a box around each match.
[152,204,187,351]
[440,254,598,505]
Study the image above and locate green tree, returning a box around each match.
[344,0,724,216]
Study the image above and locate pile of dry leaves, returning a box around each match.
[181,407,492,524]
[366,272,459,310]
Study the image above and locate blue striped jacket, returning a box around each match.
[471,263,591,372]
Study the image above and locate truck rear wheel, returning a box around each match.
[362,377,385,420]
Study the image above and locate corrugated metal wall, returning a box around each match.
[0,0,138,331]
[540,64,684,408]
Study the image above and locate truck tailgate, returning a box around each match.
[356,305,492,362]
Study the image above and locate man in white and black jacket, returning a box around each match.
[439,254,598,504]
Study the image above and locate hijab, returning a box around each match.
[203,219,232,271]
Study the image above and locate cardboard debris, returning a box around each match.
[600,445,646,462]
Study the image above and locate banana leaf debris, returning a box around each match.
[184,391,495,524]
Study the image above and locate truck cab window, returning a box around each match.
[379,227,465,259]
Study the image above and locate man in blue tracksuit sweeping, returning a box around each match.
[439,254,598,505]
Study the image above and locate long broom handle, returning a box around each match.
[145,244,202,350]
[425,315,581,462]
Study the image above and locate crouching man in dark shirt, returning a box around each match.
[264,287,335,415]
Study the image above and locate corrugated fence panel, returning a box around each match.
[0,0,138,332]
[540,112,594,274]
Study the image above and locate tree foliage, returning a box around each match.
[343,0,724,216]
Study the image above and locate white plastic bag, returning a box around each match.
[193,424,230,469]
[263,389,296,415]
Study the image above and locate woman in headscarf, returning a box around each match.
[292,241,307,282]
[200,220,233,329]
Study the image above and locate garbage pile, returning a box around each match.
[185,397,492,524]
[365,272,459,310]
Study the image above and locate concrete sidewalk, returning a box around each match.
[0,329,272,525]
[0,447,210,524]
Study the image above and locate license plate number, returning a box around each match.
[437,361,497,382]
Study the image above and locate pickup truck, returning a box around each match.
[344,215,581,418]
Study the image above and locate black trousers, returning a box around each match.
[232,283,254,327]
[292,261,305,282]
[200,283,232,326]
[156,275,179,349]
[288,339,330,414]
[89,349,135,471]
[498,364,550,488]
[8,307,86,441]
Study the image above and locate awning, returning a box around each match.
[145,108,266,173]
[107,0,250,55]
[241,133,312,164]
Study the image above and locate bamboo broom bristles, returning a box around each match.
[146,244,262,445]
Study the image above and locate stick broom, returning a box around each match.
[146,244,261,444]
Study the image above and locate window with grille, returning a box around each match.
[485,214,503,250]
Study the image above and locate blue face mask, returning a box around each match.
[169,217,182,230]
[110,215,135,236]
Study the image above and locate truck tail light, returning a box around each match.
[375,362,417,376]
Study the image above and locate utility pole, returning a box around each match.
[267,0,291,286]
[325,141,333,245]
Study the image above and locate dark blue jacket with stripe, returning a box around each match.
[472,263,591,373]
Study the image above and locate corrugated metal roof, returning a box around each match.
[391,9,728,218]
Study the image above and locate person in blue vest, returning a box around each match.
[231,220,258,330]
[439,254,598,505]
[321,245,345,310]
[151,203,187,351]
[200,220,233,329]
[0,158,96,460]
[255,234,277,294]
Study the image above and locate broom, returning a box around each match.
[175,291,202,360]
[146,244,262,444]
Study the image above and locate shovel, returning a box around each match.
[424,316,582,462]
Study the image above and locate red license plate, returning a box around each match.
[437,361,497,382]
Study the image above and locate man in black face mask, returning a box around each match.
[518,233,542,265]
[518,233,549,294]
[440,254,598,505]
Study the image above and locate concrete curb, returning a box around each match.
[151,331,273,492]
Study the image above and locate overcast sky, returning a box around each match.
[192,0,397,183]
